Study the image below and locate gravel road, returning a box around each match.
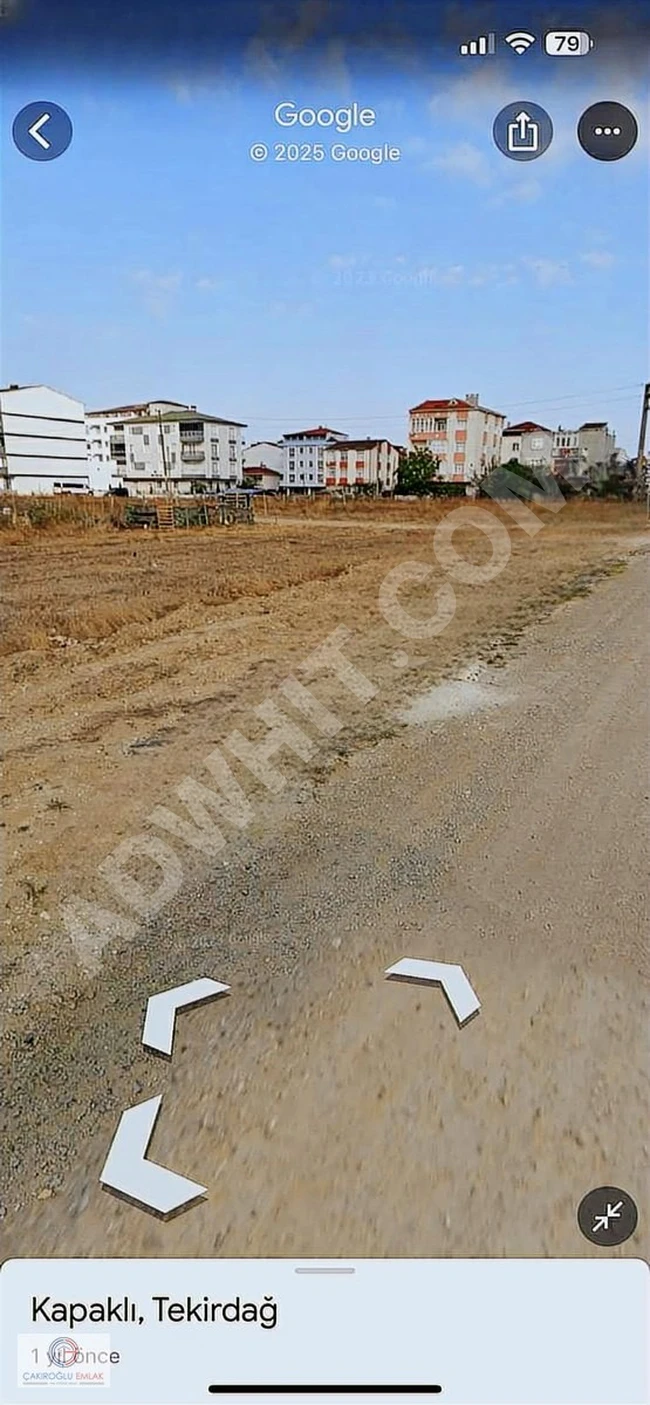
[3,550,648,1261]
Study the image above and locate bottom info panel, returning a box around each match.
[0,1259,648,1405]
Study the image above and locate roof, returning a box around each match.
[283,426,346,439]
[134,409,247,427]
[326,438,396,451]
[410,397,505,418]
[246,440,281,449]
[98,408,247,427]
[245,465,283,476]
[579,421,608,430]
[87,401,189,416]
[504,421,552,435]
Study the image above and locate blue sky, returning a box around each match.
[3,0,648,452]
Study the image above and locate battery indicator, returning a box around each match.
[544,30,594,55]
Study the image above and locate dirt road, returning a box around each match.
[3,546,648,1261]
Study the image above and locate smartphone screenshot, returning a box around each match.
[1,1,648,1401]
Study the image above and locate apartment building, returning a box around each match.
[324,438,400,493]
[243,466,283,491]
[86,400,246,494]
[0,384,97,494]
[501,421,553,469]
[409,393,505,482]
[578,421,616,472]
[243,441,283,475]
[552,422,617,481]
[281,426,348,490]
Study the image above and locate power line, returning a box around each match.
[239,383,644,424]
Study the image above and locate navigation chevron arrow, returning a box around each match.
[385,958,480,1027]
[142,977,230,1057]
[28,112,51,149]
[99,1095,207,1218]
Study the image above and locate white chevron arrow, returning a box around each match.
[142,977,230,1057]
[385,958,480,1026]
[100,1095,207,1217]
[28,113,51,150]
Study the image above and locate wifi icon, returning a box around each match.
[504,30,537,54]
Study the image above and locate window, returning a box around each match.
[131,426,143,435]
[434,418,447,431]
[143,435,150,446]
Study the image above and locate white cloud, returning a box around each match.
[521,257,572,288]
[431,140,492,186]
[328,254,358,269]
[195,277,225,292]
[166,67,239,104]
[268,300,314,316]
[581,249,617,269]
[130,270,182,317]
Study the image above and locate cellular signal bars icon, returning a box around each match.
[459,33,496,56]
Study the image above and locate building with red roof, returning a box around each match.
[408,393,505,483]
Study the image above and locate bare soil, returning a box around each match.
[1,500,645,1019]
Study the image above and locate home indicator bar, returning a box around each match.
[207,1389,443,1396]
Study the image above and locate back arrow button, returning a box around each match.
[28,112,51,149]
[12,101,73,161]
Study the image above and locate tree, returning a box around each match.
[396,447,441,496]
[497,457,545,484]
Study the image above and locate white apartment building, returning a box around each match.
[409,393,505,482]
[324,438,400,493]
[552,427,589,479]
[86,400,246,495]
[501,421,554,469]
[281,426,348,490]
[0,384,100,494]
[243,441,284,475]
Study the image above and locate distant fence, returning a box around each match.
[0,493,127,530]
[0,492,256,532]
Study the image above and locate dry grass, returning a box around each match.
[0,497,644,659]
[1,496,646,996]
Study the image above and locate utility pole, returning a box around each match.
[634,381,650,489]
[158,412,170,496]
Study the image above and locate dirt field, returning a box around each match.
[0,497,647,1263]
[1,498,646,1028]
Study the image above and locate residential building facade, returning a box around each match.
[281,426,348,490]
[552,427,589,479]
[408,393,505,482]
[552,421,616,481]
[243,466,283,491]
[501,421,554,469]
[0,384,96,494]
[578,421,616,473]
[86,400,246,495]
[324,438,400,493]
[243,441,284,476]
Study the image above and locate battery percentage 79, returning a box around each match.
[544,31,594,55]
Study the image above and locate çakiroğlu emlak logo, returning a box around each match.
[47,1337,81,1367]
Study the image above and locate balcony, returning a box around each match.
[179,429,204,444]
[181,447,206,463]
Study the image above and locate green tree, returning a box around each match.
[396,447,441,496]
